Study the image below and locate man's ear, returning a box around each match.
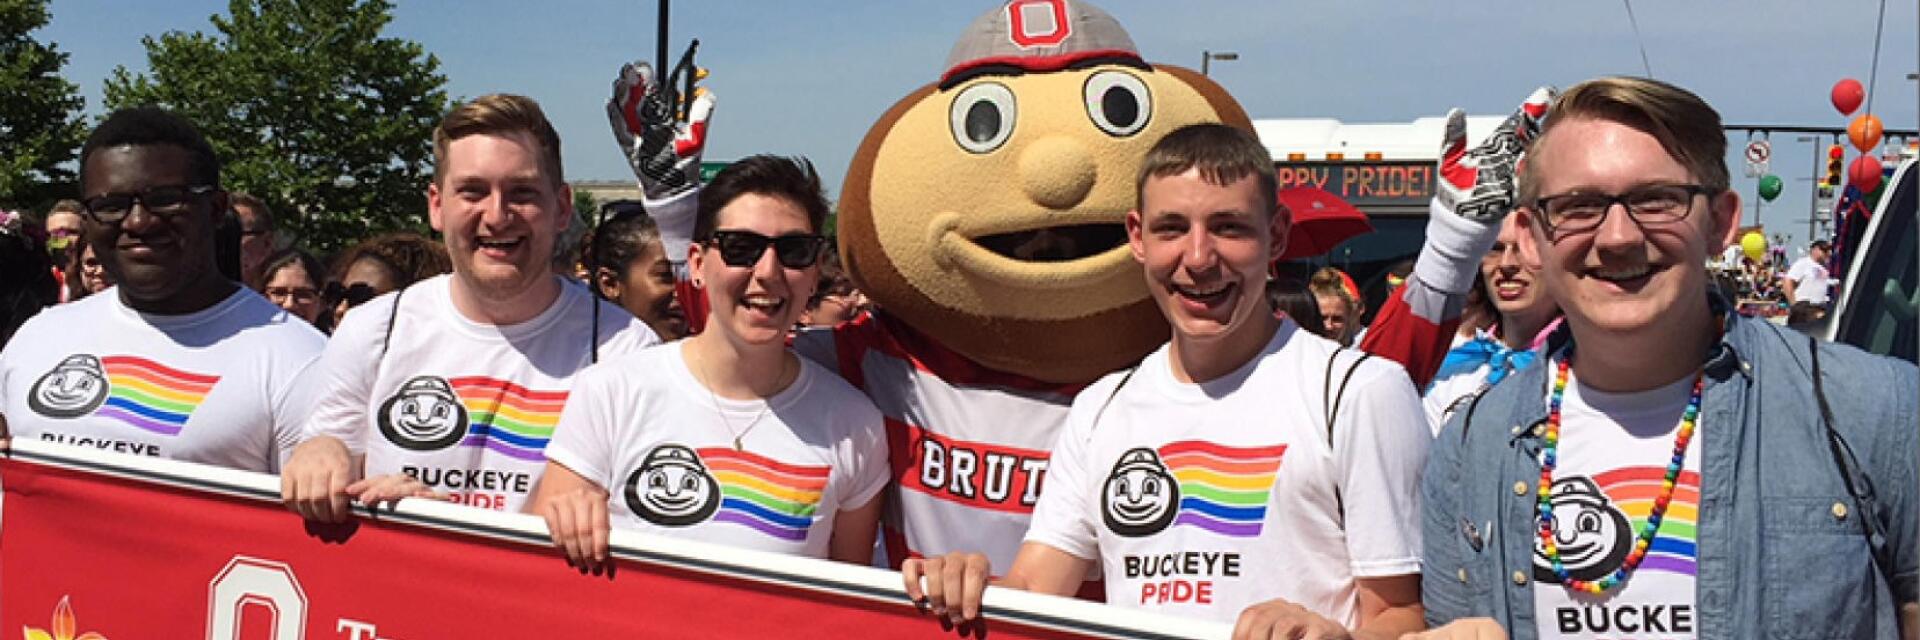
[1707,189,1742,254]
[1125,209,1148,265]
[1268,202,1291,263]
[1515,208,1547,271]
[556,183,575,234]
[427,182,444,233]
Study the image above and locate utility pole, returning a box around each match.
[1796,135,1823,241]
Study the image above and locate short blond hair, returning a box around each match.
[432,94,564,186]
[1520,77,1727,204]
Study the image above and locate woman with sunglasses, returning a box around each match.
[318,232,451,331]
[532,156,886,569]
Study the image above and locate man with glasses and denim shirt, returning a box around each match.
[0,107,325,473]
[1414,77,1919,640]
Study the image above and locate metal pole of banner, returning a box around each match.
[657,0,670,77]
[1798,136,1820,241]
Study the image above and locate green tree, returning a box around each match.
[0,0,85,209]
[104,0,449,254]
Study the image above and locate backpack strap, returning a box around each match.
[1323,347,1373,447]
[379,284,409,359]
[1321,346,1371,528]
[1807,334,1893,583]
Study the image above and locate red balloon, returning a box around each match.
[1850,154,1883,191]
[1832,78,1865,116]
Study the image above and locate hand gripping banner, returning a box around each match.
[0,439,1229,639]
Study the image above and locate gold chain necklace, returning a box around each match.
[692,348,787,451]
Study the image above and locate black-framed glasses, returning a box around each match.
[1533,184,1714,237]
[81,185,218,225]
[706,230,827,269]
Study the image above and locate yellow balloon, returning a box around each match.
[1740,231,1768,262]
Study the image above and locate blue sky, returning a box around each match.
[39,1,1920,250]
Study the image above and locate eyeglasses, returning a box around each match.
[265,286,319,304]
[1533,184,1714,237]
[706,230,827,269]
[81,185,218,225]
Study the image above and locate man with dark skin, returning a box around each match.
[0,107,323,472]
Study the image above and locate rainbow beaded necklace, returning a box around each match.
[1536,356,1704,594]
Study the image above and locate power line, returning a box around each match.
[1621,0,1654,77]
[1865,0,1888,115]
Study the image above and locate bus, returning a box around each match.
[1253,114,1505,321]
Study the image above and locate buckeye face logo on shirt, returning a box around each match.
[624,444,722,526]
[28,354,110,417]
[1532,476,1633,583]
[1100,441,1288,538]
[1103,448,1180,537]
[377,376,469,451]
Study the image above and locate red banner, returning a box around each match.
[0,440,1224,639]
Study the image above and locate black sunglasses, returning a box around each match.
[323,282,380,308]
[706,230,827,269]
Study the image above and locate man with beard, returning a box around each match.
[281,95,658,521]
[0,107,324,472]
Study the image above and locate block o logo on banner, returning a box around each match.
[207,556,308,640]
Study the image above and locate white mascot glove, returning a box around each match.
[606,60,714,273]
[1414,86,1555,294]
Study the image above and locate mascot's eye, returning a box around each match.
[1576,512,1602,533]
[949,82,1016,154]
[432,405,448,418]
[682,475,701,491]
[1083,70,1151,137]
[649,473,666,489]
[1143,477,1158,494]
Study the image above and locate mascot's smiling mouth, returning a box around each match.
[928,211,1139,292]
[972,223,1128,262]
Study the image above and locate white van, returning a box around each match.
[1821,157,1917,363]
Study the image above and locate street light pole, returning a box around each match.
[1796,135,1822,241]
[1201,50,1239,76]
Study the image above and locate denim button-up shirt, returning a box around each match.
[1421,304,1919,639]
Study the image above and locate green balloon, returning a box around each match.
[1758,174,1783,201]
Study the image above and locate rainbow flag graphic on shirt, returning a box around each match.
[699,447,831,541]
[449,376,566,461]
[98,356,219,436]
[1160,441,1287,537]
[1592,467,1701,576]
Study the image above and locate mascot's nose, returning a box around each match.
[1018,135,1097,210]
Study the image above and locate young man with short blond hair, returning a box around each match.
[281,94,658,521]
[908,123,1430,639]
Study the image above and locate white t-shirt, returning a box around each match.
[545,343,889,558]
[1532,368,1701,640]
[0,287,324,472]
[1423,332,1486,432]
[303,275,658,512]
[1784,256,1832,305]
[1024,321,1429,626]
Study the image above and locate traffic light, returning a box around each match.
[1826,144,1845,187]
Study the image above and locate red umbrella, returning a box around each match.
[1276,186,1373,260]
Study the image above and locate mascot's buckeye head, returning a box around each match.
[839,0,1252,383]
